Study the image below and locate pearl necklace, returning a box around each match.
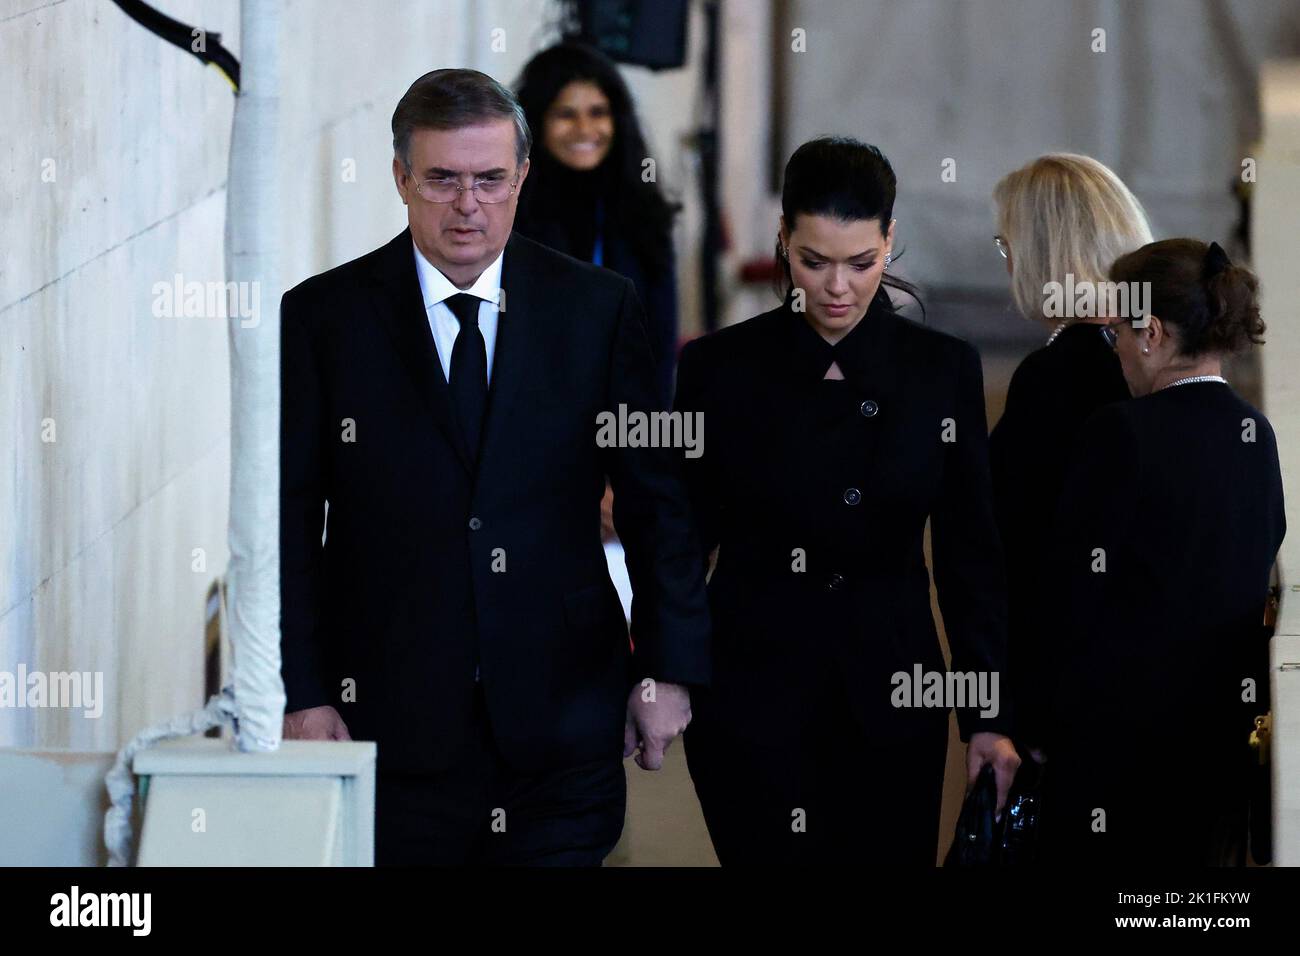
[1159,374,1227,391]
[1045,320,1072,346]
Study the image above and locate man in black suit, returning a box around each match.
[279,69,710,865]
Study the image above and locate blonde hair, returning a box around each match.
[993,153,1153,325]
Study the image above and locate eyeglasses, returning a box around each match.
[993,235,1010,259]
[1100,320,1126,350]
[413,173,519,204]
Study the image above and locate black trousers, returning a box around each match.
[374,687,626,866]
[685,686,949,866]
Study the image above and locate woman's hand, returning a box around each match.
[967,732,1022,819]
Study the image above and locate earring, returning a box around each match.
[1142,347,1150,354]
[884,253,891,270]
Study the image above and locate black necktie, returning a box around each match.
[445,293,487,462]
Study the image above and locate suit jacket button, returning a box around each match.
[826,572,845,591]
[860,399,879,417]
[468,516,483,531]
[843,487,862,506]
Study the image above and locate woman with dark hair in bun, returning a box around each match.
[674,137,1020,865]
[1042,238,1286,865]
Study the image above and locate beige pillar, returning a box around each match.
[1256,59,1300,865]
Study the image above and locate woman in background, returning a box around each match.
[1042,239,1284,864]
[987,154,1153,756]
[676,138,1020,866]
[514,41,680,403]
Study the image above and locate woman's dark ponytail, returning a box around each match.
[1202,247,1266,354]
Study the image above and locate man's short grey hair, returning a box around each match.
[392,68,531,170]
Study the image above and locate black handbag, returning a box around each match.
[944,760,1043,866]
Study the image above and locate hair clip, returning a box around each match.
[1202,241,1231,280]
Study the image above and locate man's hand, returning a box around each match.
[624,680,691,771]
[966,731,1021,819]
[283,705,352,741]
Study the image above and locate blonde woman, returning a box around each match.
[987,154,1153,758]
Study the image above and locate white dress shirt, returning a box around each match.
[412,239,504,386]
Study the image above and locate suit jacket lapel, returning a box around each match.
[365,228,474,475]
[476,232,543,479]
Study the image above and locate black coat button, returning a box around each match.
[860,400,879,417]
[468,516,483,531]
[843,487,862,506]
[826,572,845,591]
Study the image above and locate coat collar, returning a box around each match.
[781,288,900,391]
[777,290,905,482]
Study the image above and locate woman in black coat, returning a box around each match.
[674,138,1021,865]
[1041,239,1285,865]
[987,154,1153,754]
